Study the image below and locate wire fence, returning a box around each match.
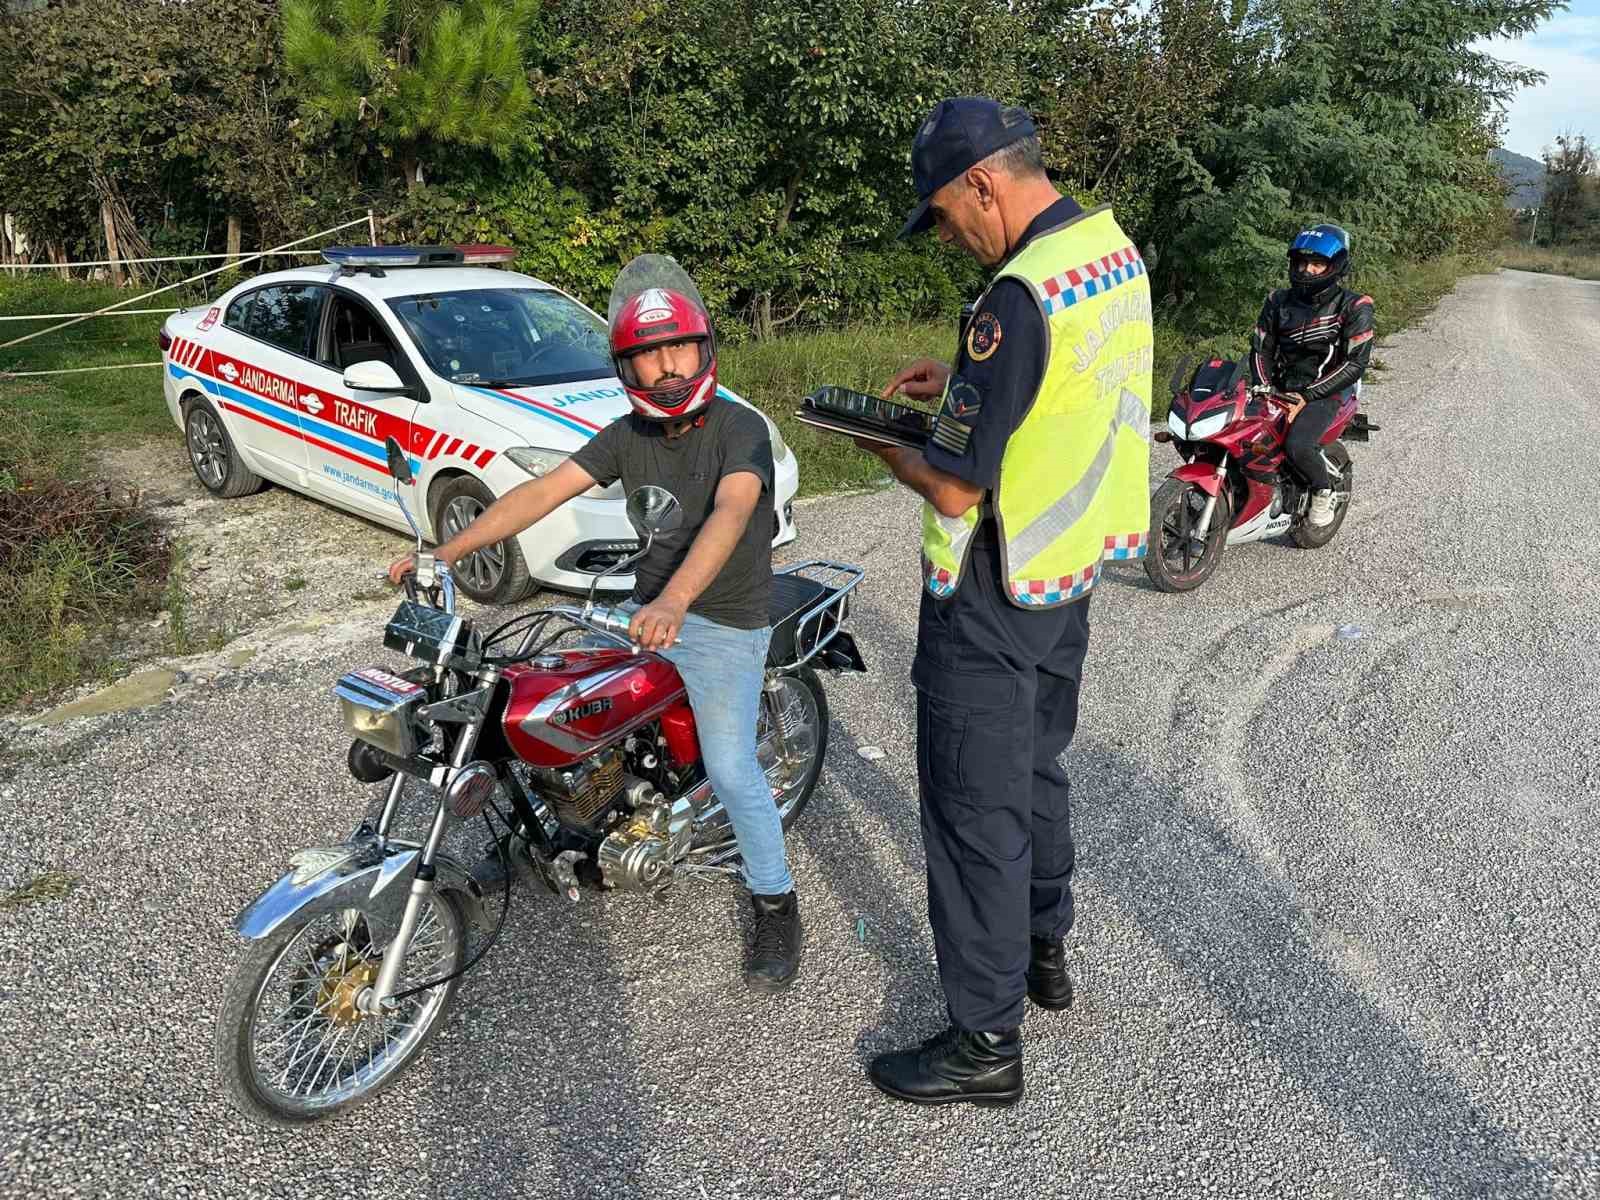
[1,212,377,379]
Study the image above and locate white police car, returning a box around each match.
[159,244,800,604]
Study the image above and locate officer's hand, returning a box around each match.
[387,552,416,585]
[882,358,951,402]
[629,598,686,651]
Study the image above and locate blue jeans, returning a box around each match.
[615,603,793,896]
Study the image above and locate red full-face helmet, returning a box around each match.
[607,256,717,421]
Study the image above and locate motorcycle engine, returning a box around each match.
[524,750,627,829]
[596,777,696,890]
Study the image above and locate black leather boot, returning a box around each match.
[1026,935,1073,1011]
[868,1026,1023,1107]
[746,891,801,992]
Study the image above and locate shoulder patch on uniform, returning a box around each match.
[965,310,1003,361]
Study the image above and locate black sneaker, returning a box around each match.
[469,837,514,890]
[746,891,802,992]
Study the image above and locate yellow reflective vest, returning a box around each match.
[922,204,1152,607]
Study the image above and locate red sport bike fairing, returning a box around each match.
[215,442,867,1127]
[1144,356,1379,593]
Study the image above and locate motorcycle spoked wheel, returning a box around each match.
[215,891,464,1127]
[1291,442,1353,549]
[1144,477,1233,593]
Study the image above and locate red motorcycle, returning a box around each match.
[216,437,865,1126]
[1144,356,1378,592]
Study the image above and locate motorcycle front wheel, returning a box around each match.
[215,890,465,1127]
[1145,477,1232,593]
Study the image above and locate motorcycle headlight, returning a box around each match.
[1186,411,1230,440]
[1166,411,1188,439]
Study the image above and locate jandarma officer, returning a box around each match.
[856,97,1153,1107]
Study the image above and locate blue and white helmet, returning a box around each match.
[1288,223,1351,299]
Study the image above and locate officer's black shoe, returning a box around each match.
[1026,935,1074,1011]
[868,1026,1023,1107]
[746,891,802,992]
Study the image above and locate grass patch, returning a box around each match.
[1496,243,1600,281]
[0,870,82,911]
[1,277,204,465]
[721,321,953,497]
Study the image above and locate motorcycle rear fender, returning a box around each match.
[233,841,490,940]
[815,630,867,673]
[1170,462,1224,496]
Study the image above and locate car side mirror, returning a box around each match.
[345,359,409,394]
[625,486,684,538]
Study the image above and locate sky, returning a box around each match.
[1480,2,1600,159]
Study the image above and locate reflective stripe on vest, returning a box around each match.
[920,205,1153,608]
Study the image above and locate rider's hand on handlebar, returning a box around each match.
[629,597,687,651]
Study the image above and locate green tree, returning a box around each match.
[282,0,539,189]
[1542,134,1597,245]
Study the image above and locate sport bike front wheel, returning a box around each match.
[1145,477,1232,593]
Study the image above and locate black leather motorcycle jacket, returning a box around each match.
[1248,285,1375,402]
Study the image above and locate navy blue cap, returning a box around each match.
[899,97,1038,238]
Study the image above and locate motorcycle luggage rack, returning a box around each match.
[767,560,864,672]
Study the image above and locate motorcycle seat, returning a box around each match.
[767,571,840,668]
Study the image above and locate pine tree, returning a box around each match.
[282,0,537,189]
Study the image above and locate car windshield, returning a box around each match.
[387,288,613,388]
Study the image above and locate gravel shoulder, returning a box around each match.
[2,269,1597,1199]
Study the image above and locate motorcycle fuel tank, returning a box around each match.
[501,648,687,768]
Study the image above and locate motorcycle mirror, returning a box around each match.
[625,486,684,537]
[384,436,413,486]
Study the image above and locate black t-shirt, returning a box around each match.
[923,195,1083,490]
[570,397,774,629]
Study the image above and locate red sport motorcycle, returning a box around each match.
[1144,356,1378,592]
[216,437,866,1126]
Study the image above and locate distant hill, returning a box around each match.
[1493,148,1546,209]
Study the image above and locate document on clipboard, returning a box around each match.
[795,385,935,451]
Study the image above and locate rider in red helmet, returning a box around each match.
[610,285,718,421]
[388,255,801,993]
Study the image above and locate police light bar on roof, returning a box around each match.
[320,244,518,270]
[455,244,517,265]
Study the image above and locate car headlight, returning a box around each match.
[1186,411,1230,440]
[767,419,789,463]
[505,445,620,498]
[505,446,568,478]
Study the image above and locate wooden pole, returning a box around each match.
[101,196,125,287]
[226,213,243,276]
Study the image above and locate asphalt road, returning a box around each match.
[2,268,1597,1199]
